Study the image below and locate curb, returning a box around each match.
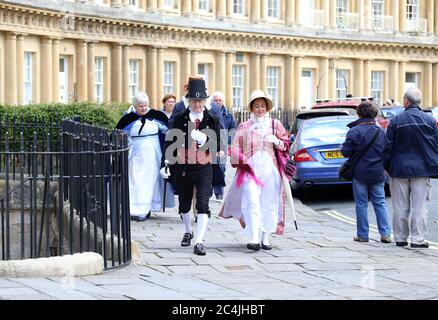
[0,252,104,277]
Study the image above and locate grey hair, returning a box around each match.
[404,87,422,105]
[211,91,225,101]
[133,91,149,105]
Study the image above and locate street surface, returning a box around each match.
[297,179,438,244]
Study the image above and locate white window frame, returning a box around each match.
[371,71,384,106]
[232,65,244,110]
[24,52,33,105]
[163,61,174,95]
[233,0,245,15]
[163,0,175,9]
[267,67,280,109]
[336,69,349,100]
[198,0,210,12]
[407,0,419,20]
[337,0,348,13]
[129,59,139,103]
[95,57,104,103]
[371,0,384,17]
[267,0,280,19]
[197,64,209,89]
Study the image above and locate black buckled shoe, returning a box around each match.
[261,243,273,250]
[194,243,206,256]
[396,241,408,247]
[247,243,261,251]
[181,232,194,247]
[411,242,429,248]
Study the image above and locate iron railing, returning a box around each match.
[232,109,296,132]
[0,116,130,270]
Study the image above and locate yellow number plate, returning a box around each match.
[325,151,344,159]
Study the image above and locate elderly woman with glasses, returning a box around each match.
[220,90,290,251]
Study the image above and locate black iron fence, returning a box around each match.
[0,116,130,270]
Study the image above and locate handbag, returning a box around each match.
[272,119,296,180]
[339,128,381,181]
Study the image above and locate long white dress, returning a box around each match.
[127,118,167,217]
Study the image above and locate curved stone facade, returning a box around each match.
[0,0,437,110]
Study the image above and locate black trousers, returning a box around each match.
[174,165,212,215]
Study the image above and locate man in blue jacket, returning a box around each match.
[384,87,438,249]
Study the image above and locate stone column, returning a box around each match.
[225,52,234,108]
[16,34,25,105]
[392,0,400,33]
[5,33,17,105]
[319,57,329,100]
[295,0,302,26]
[294,56,302,110]
[285,55,295,110]
[435,0,438,34]
[357,0,365,31]
[190,49,198,76]
[364,60,371,98]
[398,61,406,98]
[364,0,371,30]
[76,40,88,102]
[328,58,337,100]
[157,47,164,106]
[111,0,122,7]
[250,53,261,92]
[52,39,60,103]
[354,59,364,98]
[191,0,199,15]
[400,1,407,33]
[260,54,267,92]
[182,49,191,84]
[252,0,261,23]
[182,0,191,16]
[424,62,433,106]
[87,42,96,102]
[216,0,226,19]
[147,0,158,11]
[427,0,435,34]
[323,0,330,29]
[122,0,129,6]
[286,0,295,26]
[389,61,399,102]
[329,0,337,29]
[260,0,267,22]
[41,38,53,103]
[226,0,233,17]
[122,44,130,103]
[111,43,122,102]
[215,51,226,93]
[433,63,438,105]
[147,47,157,108]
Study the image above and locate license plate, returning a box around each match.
[325,151,344,159]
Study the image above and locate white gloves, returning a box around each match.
[191,129,207,147]
[160,167,171,179]
[265,134,281,146]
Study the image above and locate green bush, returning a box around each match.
[0,102,130,129]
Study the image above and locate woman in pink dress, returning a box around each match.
[220,90,290,251]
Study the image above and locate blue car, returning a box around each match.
[289,115,357,191]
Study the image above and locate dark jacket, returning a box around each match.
[341,118,386,184]
[383,104,438,178]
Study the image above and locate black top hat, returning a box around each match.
[185,78,208,99]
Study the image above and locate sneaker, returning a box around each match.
[247,243,261,251]
[194,243,206,256]
[396,241,408,247]
[353,236,369,243]
[411,242,429,248]
[181,232,194,247]
[380,236,392,243]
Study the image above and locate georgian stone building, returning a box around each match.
[0,0,437,110]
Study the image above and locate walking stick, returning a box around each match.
[282,176,298,230]
[162,160,169,213]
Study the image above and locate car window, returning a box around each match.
[301,120,351,145]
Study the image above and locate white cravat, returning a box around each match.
[189,110,204,123]
[249,113,270,131]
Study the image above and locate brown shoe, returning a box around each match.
[353,236,369,243]
[380,236,392,243]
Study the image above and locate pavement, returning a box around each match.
[1,163,438,301]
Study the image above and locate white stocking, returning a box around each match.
[194,214,209,245]
[262,232,270,245]
[181,211,193,234]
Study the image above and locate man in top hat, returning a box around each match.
[160,78,222,256]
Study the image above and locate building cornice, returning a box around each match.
[0,1,437,63]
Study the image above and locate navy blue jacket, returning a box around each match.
[341,118,386,184]
[383,104,438,178]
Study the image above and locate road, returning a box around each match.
[296,179,438,244]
